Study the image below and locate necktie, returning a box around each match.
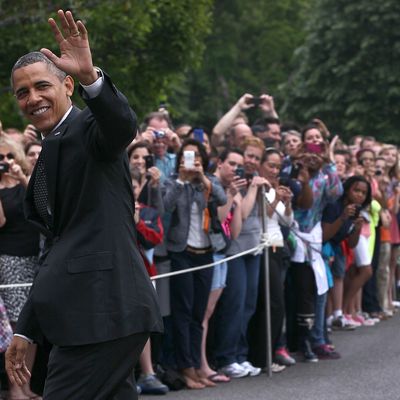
[33,153,52,228]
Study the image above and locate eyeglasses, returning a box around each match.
[0,153,15,161]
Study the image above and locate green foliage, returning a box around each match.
[281,0,400,143]
[0,0,213,130]
[167,0,311,129]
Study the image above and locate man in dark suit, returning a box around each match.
[5,9,162,400]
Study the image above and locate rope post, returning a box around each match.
[259,185,272,377]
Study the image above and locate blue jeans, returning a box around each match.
[310,292,328,346]
[214,254,261,367]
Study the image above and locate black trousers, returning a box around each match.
[43,332,149,400]
[168,250,213,369]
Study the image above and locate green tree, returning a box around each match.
[167,0,311,129]
[0,0,213,130]
[281,0,400,143]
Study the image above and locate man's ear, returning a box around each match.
[64,75,74,97]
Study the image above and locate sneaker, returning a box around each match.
[312,344,341,360]
[344,314,362,327]
[331,315,357,331]
[137,374,169,395]
[353,314,376,326]
[392,300,400,308]
[300,340,318,363]
[240,361,261,377]
[271,363,286,373]
[274,347,296,366]
[136,385,142,395]
[219,362,249,378]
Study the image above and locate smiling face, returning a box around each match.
[304,128,324,144]
[129,146,150,176]
[12,62,74,136]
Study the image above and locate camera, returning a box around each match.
[153,130,166,139]
[246,97,262,107]
[351,205,363,220]
[0,163,9,173]
[305,142,325,154]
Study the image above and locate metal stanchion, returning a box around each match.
[259,185,272,377]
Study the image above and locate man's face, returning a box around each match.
[149,118,169,158]
[217,152,244,184]
[243,145,263,175]
[12,62,74,136]
[265,123,281,143]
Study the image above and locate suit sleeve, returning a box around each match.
[78,72,137,159]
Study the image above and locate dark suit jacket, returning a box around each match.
[16,74,163,346]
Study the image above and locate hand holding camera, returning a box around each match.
[237,93,256,111]
[259,94,278,117]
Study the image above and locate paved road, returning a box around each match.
[146,311,400,400]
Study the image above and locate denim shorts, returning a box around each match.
[331,244,346,278]
[211,253,228,290]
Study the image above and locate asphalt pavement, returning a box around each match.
[145,311,400,400]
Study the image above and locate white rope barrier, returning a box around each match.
[0,237,272,289]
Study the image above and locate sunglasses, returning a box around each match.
[0,153,15,161]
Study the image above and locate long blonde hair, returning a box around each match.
[380,144,400,180]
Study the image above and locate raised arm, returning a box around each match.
[42,10,136,156]
[211,94,253,147]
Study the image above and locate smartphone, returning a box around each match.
[193,128,204,143]
[183,150,195,169]
[0,163,9,173]
[235,166,245,179]
[246,97,262,107]
[144,155,154,170]
[33,127,42,140]
[290,163,302,179]
[279,176,291,187]
[305,142,324,154]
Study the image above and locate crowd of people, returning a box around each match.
[0,91,400,397]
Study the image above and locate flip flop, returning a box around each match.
[207,373,231,383]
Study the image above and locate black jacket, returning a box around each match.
[17,74,163,346]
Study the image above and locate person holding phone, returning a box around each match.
[128,142,163,211]
[162,139,226,389]
[214,137,270,378]
[286,122,343,362]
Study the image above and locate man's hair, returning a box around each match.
[360,136,376,148]
[142,111,172,131]
[218,148,243,162]
[11,51,67,87]
[254,117,280,129]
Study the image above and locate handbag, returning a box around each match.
[0,296,13,352]
[207,200,231,253]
